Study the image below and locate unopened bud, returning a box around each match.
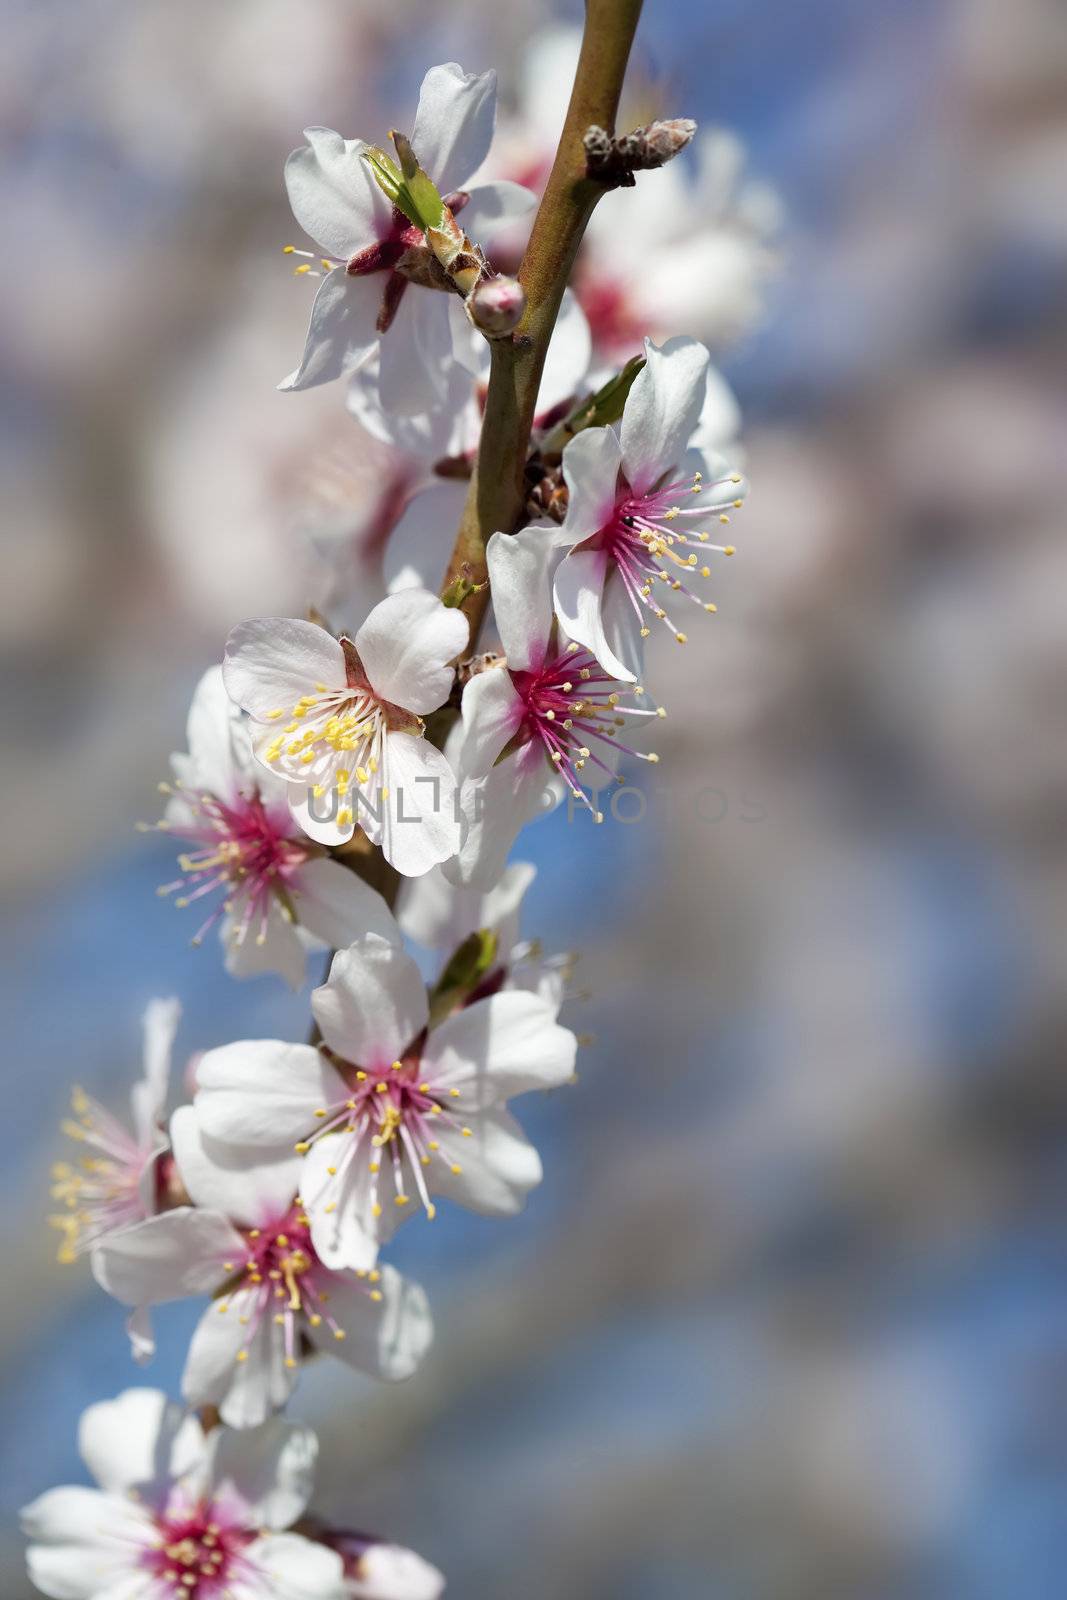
[468,275,526,336]
[616,118,697,170]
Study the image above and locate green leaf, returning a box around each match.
[539,355,647,455]
[428,929,499,1025]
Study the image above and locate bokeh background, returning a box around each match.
[3,0,1067,1595]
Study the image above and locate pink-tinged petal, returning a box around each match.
[347,1542,445,1600]
[313,934,427,1068]
[377,289,456,415]
[246,1532,346,1600]
[460,179,536,239]
[130,995,179,1147]
[454,666,525,780]
[398,859,535,953]
[423,989,576,1104]
[620,334,710,494]
[377,735,462,876]
[424,1107,542,1214]
[285,127,390,260]
[195,1040,346,1147]
[205,1418,317,1530]
[382,480,468,595]
[301,1139,384,1272]
[223,619,346,722]
[170,1107,302,1228]
[182,1287,296,1430]
[77,1388,189,1496]
[279,269,382,392]
[291,856,400,952]
[223,900,311,991]
[559,425,623,542]
[91,1209,243,1307]
[306,1264,432,1381]
[354,590,467,714]
[553,545,638,683]
[411,63,497,195]
[486,522,558,670]
[444,744,561,891]
[22,1488,153,1600]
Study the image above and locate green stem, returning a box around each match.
[441,0,645,640]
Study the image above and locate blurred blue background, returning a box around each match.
[3,0,1067,1594]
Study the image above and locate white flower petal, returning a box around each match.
[288,781,357,850]
[279,269,383,392]
[92,1209,243,1308]
[559,425,622,542]
[619,335,710,494]
[174,665,249,803]
[553,545,637,683]
[425,1108,542,1215]
[381,481,469,596]
[459,179,535,239]
[397,859,535,954]
[536,288,593,418]
[223,900,312,991]
[22,1489,152,1600]
[206,1418,317,1530]
[195,1040,346,1148]
[224,619,346,723]
[486,522,559,671]
[183,1288,297,1430]
[376,289,456,416]
[347,1542,445,1600]
[307,1264,432,1382]
[170,1107,302,1227]
[377,735,462,877]
[313,935,427,1068]
[423,989,576,1103]
[454,665,525,780]
[354,590,467,715]
[411,63,497,196]
[291,855,400,953]
[245,1532,346,1600]
[77,1388,190,1496]
[301,1138,384,1273]
[130,995,179,1147]
[444,743,561,891]
[285,128,390,261]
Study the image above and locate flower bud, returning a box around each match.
[468,274,526,336]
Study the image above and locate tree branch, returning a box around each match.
[440,0,645,638]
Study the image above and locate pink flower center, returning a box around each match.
[143,1503,250,1597]
[592,471,743,644]
[218,1203,379,1365]
[157,785,310,949]
[575,270,648,358]
[509,645,661,819]
[301,1052,470,1223]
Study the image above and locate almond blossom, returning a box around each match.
[444,523,661,888]
[552,335,747,682]
[281,63,533,411]
[21,1389,346,1600]
[193,931,576,1272]
[92,1108,432,1429]
[50,997,180,1266]
[223,590,467,876]
[310,1528,445,1600]
[154,666,398,986]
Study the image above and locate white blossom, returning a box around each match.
[193,931,576,1270]
[155,667,398,986]
[92,1108,431,1428]
[21,1388,346,1600]
[281,64,534,411]
[223,592,467,877]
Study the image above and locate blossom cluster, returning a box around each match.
[27,44,764,1600]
